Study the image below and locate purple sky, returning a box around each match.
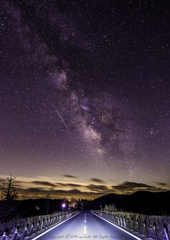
[0,0,170,199]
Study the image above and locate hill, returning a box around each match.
[91,191,170,215]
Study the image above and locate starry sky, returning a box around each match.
[1,0,170,200]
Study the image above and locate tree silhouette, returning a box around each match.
[0,174,19,223]
[1,174,18,201]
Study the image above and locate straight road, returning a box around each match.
[33,210,141,240]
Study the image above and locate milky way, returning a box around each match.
[0,0,170,199]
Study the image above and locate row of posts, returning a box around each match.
[1,212,73,240]
[99,211,169,240]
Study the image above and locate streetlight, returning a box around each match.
[62,203,66,212]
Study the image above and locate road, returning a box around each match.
[33,210,141,240]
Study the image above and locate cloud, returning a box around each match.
[12,178,168,200]
[21,188,44,193]
[112,181,166,194]
[17,187,102,199]
[0,179,5,183]
[86,184,110,193]
[63,175,78,179]
[13,176,112,199]
[89,178,106,183]
[31,181,56,187]
[152,181,167,186]
[57,183,82,188]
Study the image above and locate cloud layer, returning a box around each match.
[0,177,167,200]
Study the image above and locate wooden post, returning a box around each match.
[120,215,123,226]
[13,229,17,240]
[127,218,130,229]
[36,223,38,234]
[25,220,27,230]
[162,223,170,240]
[131,218,135,231]
[137,219,140,235]
[13,223,15,233]
[115,215,117,224]
[123,217,126,228]
[112,214,115,223]
[153,223,158,240]
[117,215,120,225]
[143,222,148,238]
[40,219,42,229]
[2,232,6,240]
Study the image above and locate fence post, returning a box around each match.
[162,222,170,240]
[143,221,148,238]
[137,219,140,235]
[34,218,36,226]
[25,220,27,230]
[35,223,38,234]
[2,232,6,240]
[117,215,120,225]
[123,217,126,228]
[127,218,130,229]
[131,218,135,232]
[153,223,158,240]
[120,215,123,226]
[13,223,15,233]
[112,214,115,223]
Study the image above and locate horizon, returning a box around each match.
[0,187,168,201]
[1,174,168,200]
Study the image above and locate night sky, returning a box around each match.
[1,0,170,200]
